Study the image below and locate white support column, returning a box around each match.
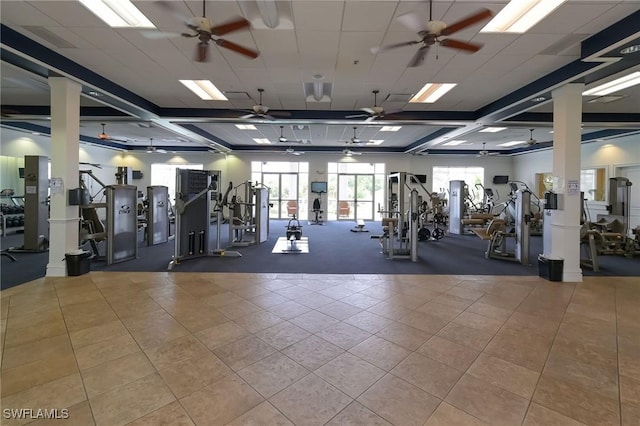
[46,77,81,277]
[547,83,584,282]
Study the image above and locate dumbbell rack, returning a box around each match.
[0,209,25,236]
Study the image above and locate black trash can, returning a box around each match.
[65,251,91,276]
[538,255,563,281]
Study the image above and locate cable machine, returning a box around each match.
[227,180,269,247]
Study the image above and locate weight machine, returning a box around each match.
[227,181,269,247]
[168,169,240,270]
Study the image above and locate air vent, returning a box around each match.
[222,91,252,100]
[23,26,76,48]
[303,82,332,102]
[384,93,413,103]
[586,95,626,104]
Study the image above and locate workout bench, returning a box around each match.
[351,219,369,232]
[472,218,508,259]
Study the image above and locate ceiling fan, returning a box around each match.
[276,126,306,144]
[283,147,304,156]
[146,138,167,154]
[371,0,493,67]
[97,123,128,142]
[343,148,362,156]
[476,142,500,157]
[342,127,369,145]
[346,90,399,121]
[152,0,259,62]
[525,129,538,146]
[239,89,291,120]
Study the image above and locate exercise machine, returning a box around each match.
[310,197,323,225]
[146,186,170,246]
[272,214,309,253]
[168,170,240,270]
[227,181,269,247]
[472,189,532,265]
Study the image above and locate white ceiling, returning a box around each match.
[1,0,639,154]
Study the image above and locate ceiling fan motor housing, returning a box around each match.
[426,20,447,35]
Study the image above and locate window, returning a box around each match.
[151,163,203,203]
[432,166,484,205]
[581,168,606,201]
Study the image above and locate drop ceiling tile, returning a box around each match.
[291,1,344,32]
[3,1,69,26]
[297,31,341,55]
[531,3,616,34]
[253,29,298,54]
[343,1,397,31]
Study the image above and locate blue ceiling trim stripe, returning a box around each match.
[505,112,640,124]
[128,146,209,152]
[1,49,49,78]
[1,105,130,117]
[404,128,458,151]
[231,145,404,153]
[581,10,640,58]
[178,123,233,149]
[1,24,160,116]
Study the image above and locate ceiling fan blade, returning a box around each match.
[408,45,429,67]
[195,42,209,62]
[371,40,419,54]
[345,113,369,119]
[361,107,376,114]
[441,8,493,36]
[440,38,482,53]
[214,38,259,58]
[210,17,251,36]
[397,12,427,32]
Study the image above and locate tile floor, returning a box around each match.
[0,272,638,425]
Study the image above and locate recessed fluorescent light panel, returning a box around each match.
[497,141,525,147]
[366,140,384,145]
[442,140,467,146]
[481,0,566,33]
[409,83,457,103]
[179,80,228,101]
[253,138,271,144]
[582,72,640,96]
[78,0,156,28]
[480,127,507,133]
[235,124,257,130]
[380,126,401,132]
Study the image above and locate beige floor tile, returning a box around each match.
[180,374,263,425]
[391,352,463,399]
[159,352,232,398]
[343,311,395,334]
[316,301,363,320]
[416,301,465,321]
[532,374,620,426]
[68,320,129,349]
[170,308,229,332]
[363,285,397,301]
[425,402,489,426]
[270,373,352,426]
[446,286,485,302]
[622,403,640,426]
[275,286,316,300]
[316,322,372,350]
[621,374,640,407]
[619,334,640,381]
[376,322,432,351]
[445,374,529,426]
[319,285,357,300]
[1,334,72,370]
[476,293,525,311]
[0,374,86,426]
[465,301,513,321]
[266,300,312,320]
[119,308,173,332]
[217,300,263,320]
[294,292,336,309]
[417,335,480,372]
[89,373,175,426]
[436,322,493,351]
[3,316,67,348]
[357,373,440,426]
[26,400,95,426]
[289,310,340,333]
[325,401,392,426]
[281,335,345,370]
[522,403,588,426]
[260,279,296,292]
[466,353,539,399]
[453,311,504,334]
[484,326,554,372]
[316,352,385,398]
[238,352,309,398]
[200,291,245,308]
[81,351,155,398]
[399,310,449,334]
[6,307,63,331]
[144,334,210,370]
[254,321,311,350]
[226,401,293,426]
[1,348,78,397]
[126,400,194,426]
[194,321,248,350]
[129,320,191,351]
[544,349,619,400]
[5,297,59,318]
[502,311,560,338]
[432,293,475,310]
[233,310,283,333]
[349,335,411,371]
[56,287,104,307]
[75,333,140,370]
[385,293,427,309]
[341,293,382,310]
[248,292,290,309]
[60,299,119,332]
[213,335,277,371]
[366,301,412,320]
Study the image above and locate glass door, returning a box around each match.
[337,174,375,220]
[263,172,298,219]
[337,174,355,220]
[356,174,374,220]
